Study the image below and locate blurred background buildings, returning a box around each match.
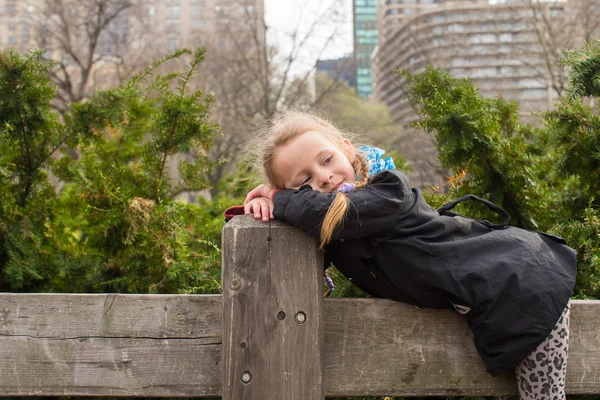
[2,0,599,188]
[1,0,265,56]
[372,0,600,126]
[0,0,266,109]
[316,56,356,89]
[353,0,378,98]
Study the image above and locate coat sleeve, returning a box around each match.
[272,170,415,241]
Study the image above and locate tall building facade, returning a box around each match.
[0,1,36,54]
[353,0,379,98]
[373,0,597,126]
[0,0,265,73]
[132,0,265,55]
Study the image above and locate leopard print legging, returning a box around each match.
[514,303,570,400]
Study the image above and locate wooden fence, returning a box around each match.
[1,216,599,399]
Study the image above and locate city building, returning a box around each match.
[0,1,34,54]
[373,0,596,126]
[315,56,356,89]
[0,0,265,78]
[353,0,379,98]
[132,0,265,55]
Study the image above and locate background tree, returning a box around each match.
[27,0,150,112]
[0,48,226,294]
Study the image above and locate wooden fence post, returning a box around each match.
[222,216,324,399]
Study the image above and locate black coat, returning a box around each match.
[272,170,576,376]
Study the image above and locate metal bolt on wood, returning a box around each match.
[295,311,306,324]
[241,371,252,384]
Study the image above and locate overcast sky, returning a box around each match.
[264,0,353,75]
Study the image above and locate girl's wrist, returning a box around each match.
[270,189,281,200]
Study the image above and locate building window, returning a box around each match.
[499,33,512,42]
[168,37,177,51]
[166,19,180,28]
[27,3,36,12]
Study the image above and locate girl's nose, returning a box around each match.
[319,171,333,187]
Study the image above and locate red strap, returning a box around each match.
[223,206,245,222]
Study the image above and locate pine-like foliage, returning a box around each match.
[564,41,600,99]
[401,67,553,230]
[544,43,600,209]
[0,50,72,291]
[547,42,600,299]
[0,48,227,294]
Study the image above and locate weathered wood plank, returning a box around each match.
[0,293,221,338]
[324,298,507,396]
[222,216,324,400]
[323,299,600,397]
[0,293,222,396]
[0,276,598,395]
[0,337,220,396]
[0,294,598,396]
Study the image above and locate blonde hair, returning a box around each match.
[256,110,370,249]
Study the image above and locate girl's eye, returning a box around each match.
[300,176,311,185]
[324,155,332,165]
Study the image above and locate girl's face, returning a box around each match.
[272,130,356,192]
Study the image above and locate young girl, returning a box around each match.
[241,110,576,400]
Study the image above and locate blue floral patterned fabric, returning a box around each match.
[359,145,395,176]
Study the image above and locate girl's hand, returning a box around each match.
[244,184,278,205]
[244,197,275,222]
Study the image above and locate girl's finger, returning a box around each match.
[248,201,260,218]
[253,200,262,219]
[261,201,270,222]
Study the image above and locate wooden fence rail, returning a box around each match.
[1,216,599,398]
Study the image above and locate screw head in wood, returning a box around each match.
[241,371,252,384]
[277,311,286,320]
[295,311,306,324]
